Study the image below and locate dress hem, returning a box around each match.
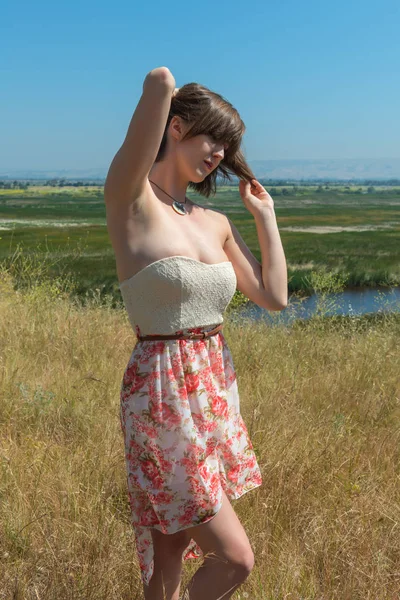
[139,478,263,586]
[141,479,262,536]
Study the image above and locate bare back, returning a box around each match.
[106,180,230,285]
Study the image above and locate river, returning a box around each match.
[233,286,400,326]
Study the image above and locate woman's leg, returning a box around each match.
[181,489,255,600]
[143,528,191,600]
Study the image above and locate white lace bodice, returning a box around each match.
[118,255,237,336]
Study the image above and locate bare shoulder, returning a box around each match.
[195,202,231,243]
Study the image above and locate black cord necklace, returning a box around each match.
[149,179,188,215]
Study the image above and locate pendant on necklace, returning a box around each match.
[172,200,187,215]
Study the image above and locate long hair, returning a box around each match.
[154,82,256,198]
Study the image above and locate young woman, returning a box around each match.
[105,66,287,600]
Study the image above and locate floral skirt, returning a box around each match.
[119,323,262,586]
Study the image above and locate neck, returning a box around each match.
[149,159,189,205]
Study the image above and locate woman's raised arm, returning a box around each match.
[104,66,175,208]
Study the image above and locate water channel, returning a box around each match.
[234,286,400,326]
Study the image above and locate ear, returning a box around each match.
[169,116,186,142]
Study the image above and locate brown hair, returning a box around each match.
[154,82,255,198]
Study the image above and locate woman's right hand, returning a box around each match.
[172,87,180,98]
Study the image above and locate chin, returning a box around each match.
[191,170,208,183]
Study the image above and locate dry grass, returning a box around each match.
[0,267,399,599]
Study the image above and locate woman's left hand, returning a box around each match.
[239,179,275,215]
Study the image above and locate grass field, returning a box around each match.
[1,263,399,599]
[0,184,399,303]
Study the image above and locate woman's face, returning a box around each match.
[170,118,229,182]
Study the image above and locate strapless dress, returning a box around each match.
[118,255,262,586]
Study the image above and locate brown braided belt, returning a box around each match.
[137,322,223,342]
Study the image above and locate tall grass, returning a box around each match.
[0,253,399,599]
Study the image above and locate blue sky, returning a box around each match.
[2,0,399,170]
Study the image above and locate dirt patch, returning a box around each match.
[280,223,398,234]
[0,219,94,229]
[287,262,315,270]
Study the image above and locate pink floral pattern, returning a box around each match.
[120,323,262,586]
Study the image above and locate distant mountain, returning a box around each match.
[247,158,400,180]
[0,168,106,181]
[1,158,399,181]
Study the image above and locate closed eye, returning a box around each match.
[209,135,229,151]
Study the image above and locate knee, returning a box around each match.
[208,545,254,582]
[231,547,255,581]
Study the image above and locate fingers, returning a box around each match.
[240,178,263,195]
[239,179,251,191]
[251,178,264,190]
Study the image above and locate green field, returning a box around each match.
[1,184,399,302]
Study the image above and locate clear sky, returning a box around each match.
[2,0,399,170]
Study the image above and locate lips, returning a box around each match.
[204,160,213,170]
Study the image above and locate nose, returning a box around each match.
[213,146,225,160]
